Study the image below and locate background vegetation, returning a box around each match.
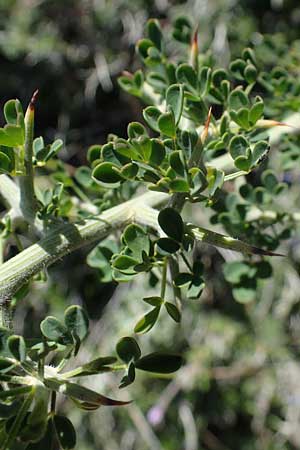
[1,0,300,449]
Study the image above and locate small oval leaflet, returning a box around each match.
[135,352,183,373]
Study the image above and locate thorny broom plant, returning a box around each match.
[0,17,299,449]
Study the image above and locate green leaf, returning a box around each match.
[166,84,184,125]
[169,178,190,192]
[249,99,264,125]
[92,162,123,185]
[234,148,252,171]
[87,239,117,283]
[53,415,76,450]
[244,64,257,84]
[165,302,181,323]
[180,129,198,156]
[134,307,160,334]
[256,261,273,279]
[132,136,152,161]
[242,47,257,65]
[7,335,26,362]
[142,296,163,307]
[169,151,185,177]
[64,306,89,341]
[174,272,193,287]
[207,167,224,196]
[143,107,161,132]
[87,144,102,163]
[229,58,247,80]
[234,107,250,129]
[0,124,24,147]
[212,69,228,88]
[112,255,139,273]
[46,139,63,161]
[150,139,166,165]
[120,162,139,180]
[158,208,184,242]
[118,76,141,98]
[224,261,255,284]
[262,169,277,191]
[147,19,163,51]
[74,166,92,189]
[3,99,24,137]
[123,224,150,259]
[156,237,180,254]
[176,64,198,94]
[158,112,176,138]
[135,352,183,373]
[116,337,141,363]
[4,99,21,125]
[252,141,269,167]
[128,122,147,139]
[40,317,71,344]
[229,88,249,111]
[172,16,192,44]
[101,142,123,165]
[136,38,154,59]
[147,72,166,91]
[119,362,136,388]
[229,136,249,159]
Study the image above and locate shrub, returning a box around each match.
[0,16,299,449]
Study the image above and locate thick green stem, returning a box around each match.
[160,258,168,300]
[18,91,38,224]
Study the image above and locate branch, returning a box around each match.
[0,174,43,235]
[0,191,168,302]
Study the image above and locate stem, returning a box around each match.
[180,251,193,272]
[0,191,168,301]
[18,91,38,224]
[160,258,168,300]
[167,192,186,211]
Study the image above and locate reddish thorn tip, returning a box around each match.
[29,89,39,110]
[205,107,212,128]
[192,26,199,45]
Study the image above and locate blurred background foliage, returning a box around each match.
[2,0,300,449]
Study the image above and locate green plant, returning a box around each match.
[0,17,299,449]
